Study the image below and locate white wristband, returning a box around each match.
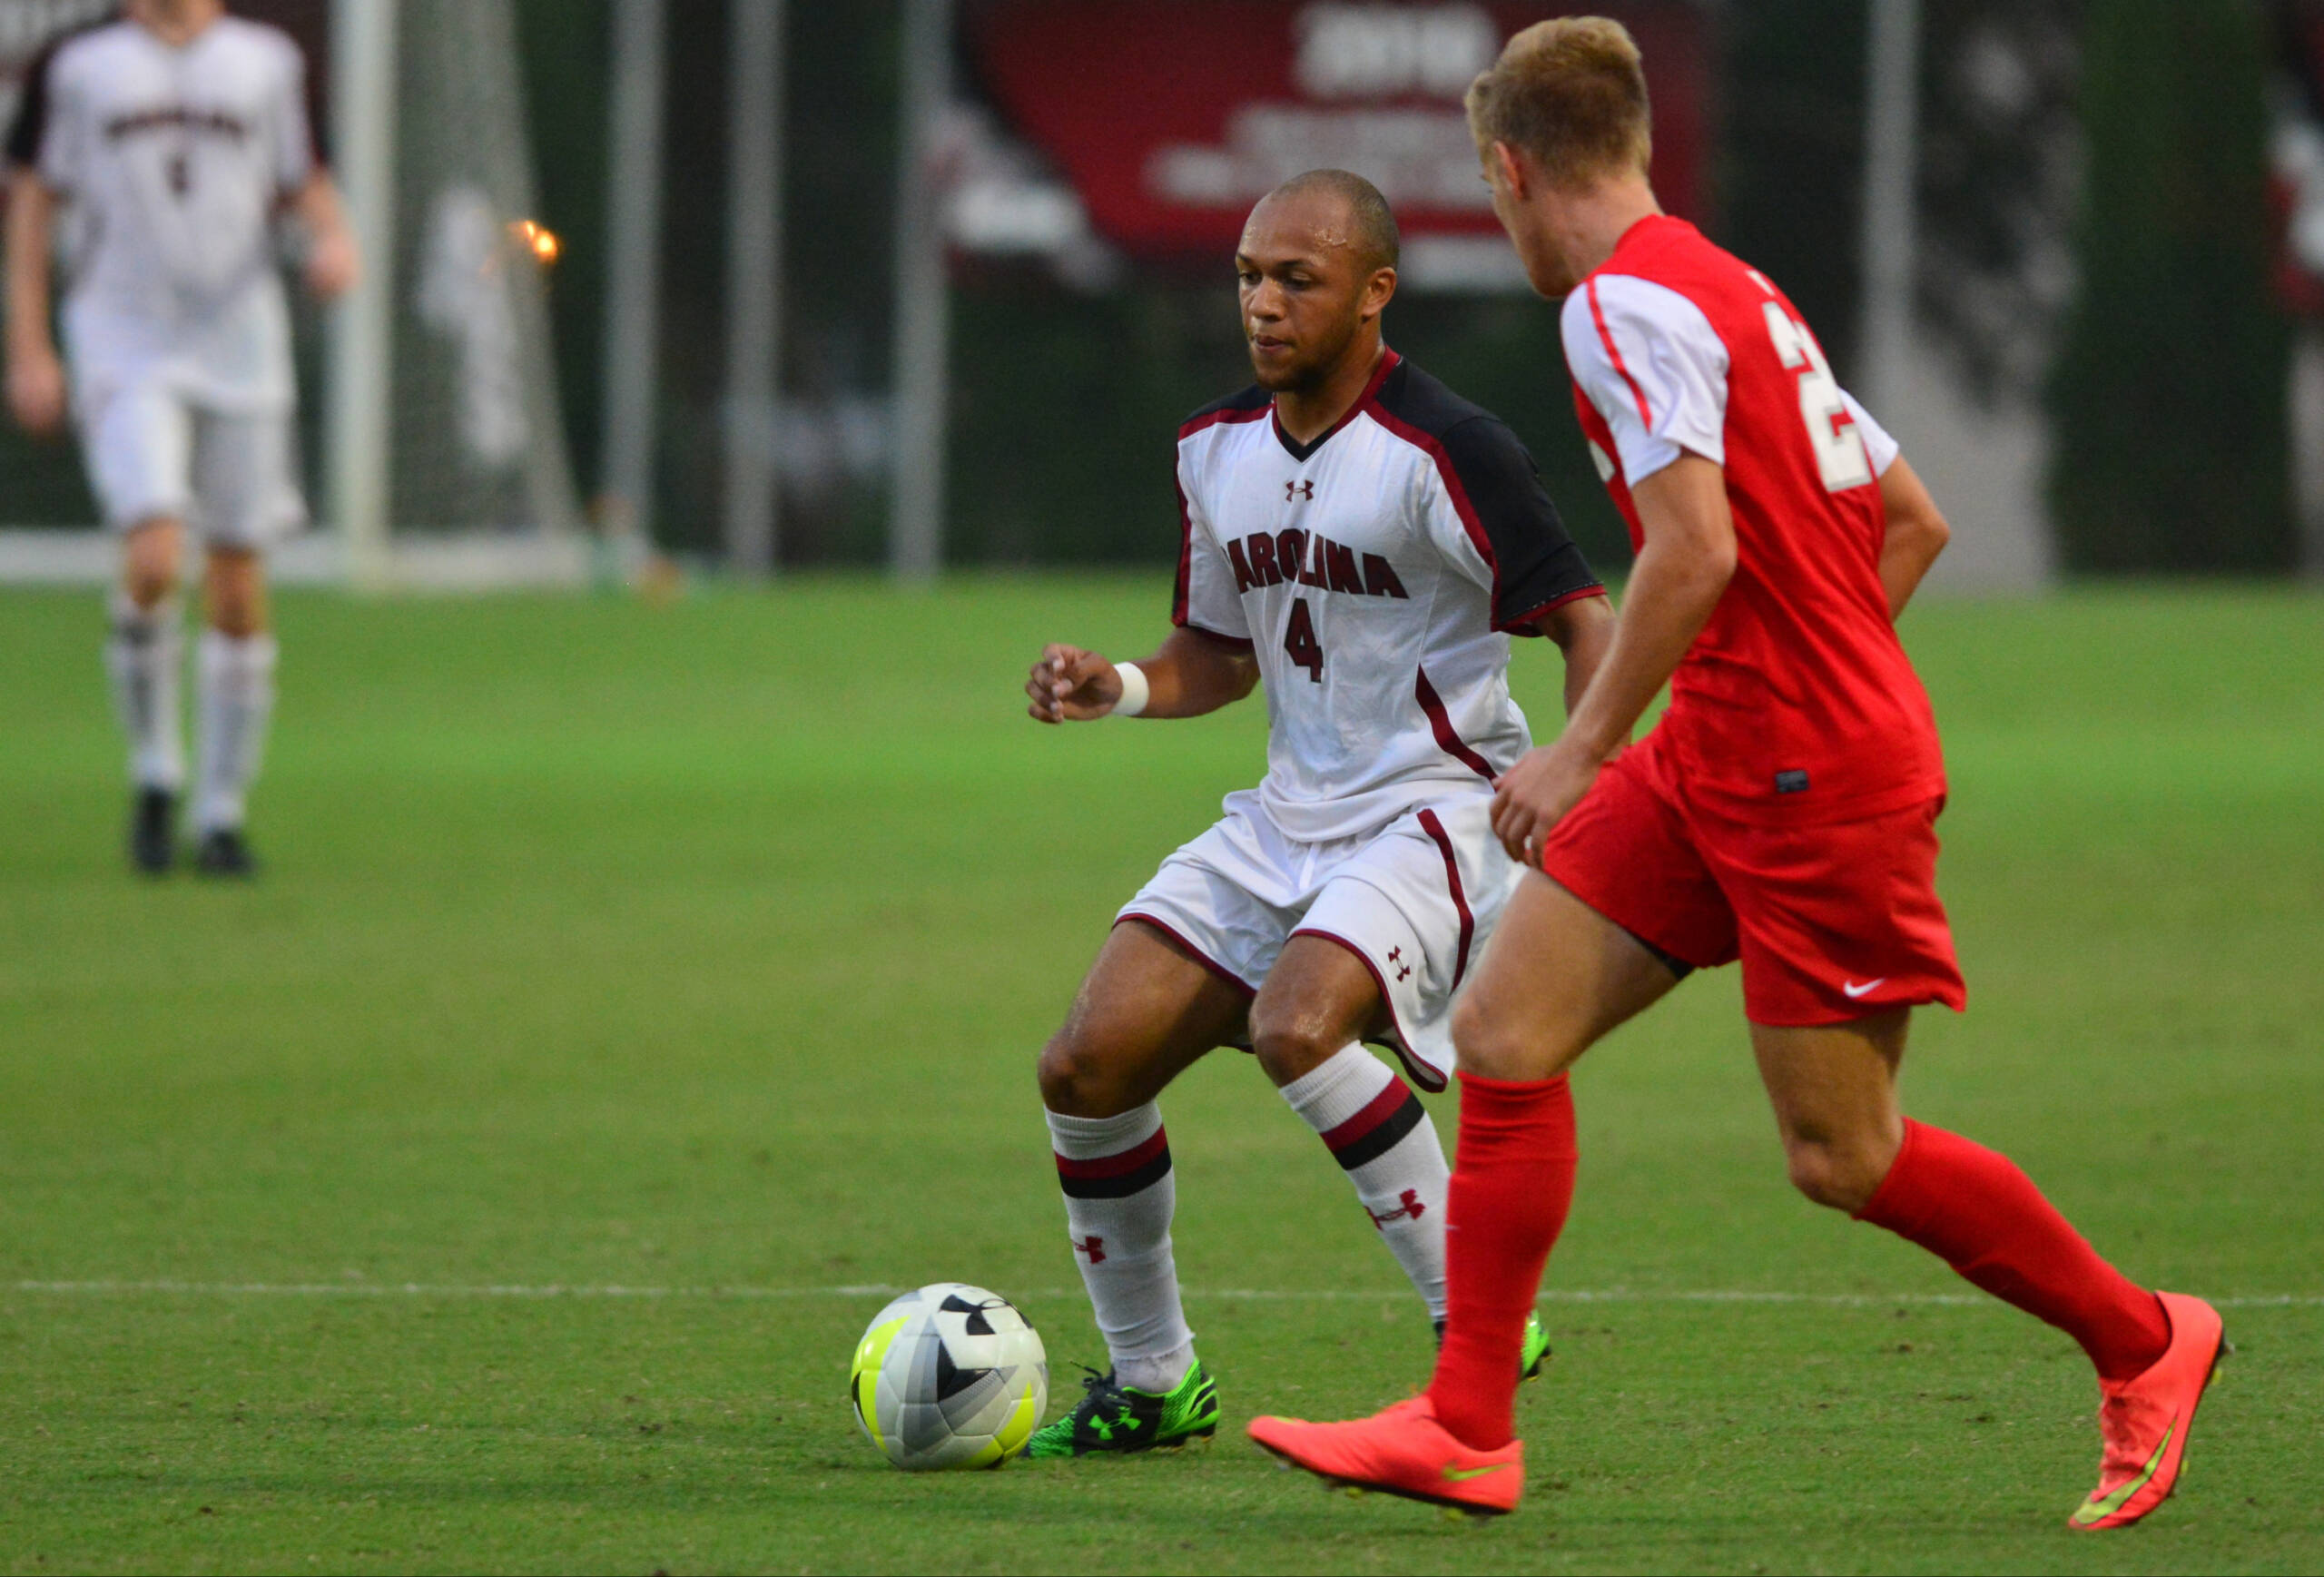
[1111,661,1150,718]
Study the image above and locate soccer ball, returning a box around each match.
[848,1283,1049,1470]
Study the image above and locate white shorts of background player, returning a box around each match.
[1117,788,1521,1091]
[76,376,304,548]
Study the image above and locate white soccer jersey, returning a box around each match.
[1174,350,1605,843]
[7,15,320,412]
[1558,272,1899,489]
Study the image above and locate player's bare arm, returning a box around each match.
[1874,455,1950,619]
[4,168,65,437]
[1492,455,1733,862]
[1025,626,1257,724]
[293,174,360,301]
[1530,592,1616,717]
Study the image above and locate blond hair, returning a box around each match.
[1465,16,1652,187]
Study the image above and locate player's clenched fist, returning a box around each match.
[304,225,359,302]
[6,342,68,438]
[1025,644,1125,724]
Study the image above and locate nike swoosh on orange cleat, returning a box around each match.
[2069,1291,2225,1532]
[1248,1400,1524,1516]
[2071,1422,2175,1528]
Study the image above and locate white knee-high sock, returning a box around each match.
[1046,1103,1195,1394]
[106,593,184,792]
[1279,1045,1451,1322]
[194,629,277,833]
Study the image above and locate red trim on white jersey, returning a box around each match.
[1172,476,1196,628]
[1415,808,1474,989]
[1413,665,1496,783]
[1587,278,1655,428]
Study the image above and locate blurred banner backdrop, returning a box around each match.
[961,2,1708,272]
[0,0,2312,580]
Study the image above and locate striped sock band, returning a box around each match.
[1046,1104,1194,1392]
[1280,1045,1451,1321]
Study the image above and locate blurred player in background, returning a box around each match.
[1020,170,1613,1458]
[5,0,356,875]
[1252,19,2223,1526]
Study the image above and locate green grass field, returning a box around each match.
[1,578,2319,1575]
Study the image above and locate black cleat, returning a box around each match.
[192,826,259,879]
[130,786,177,875]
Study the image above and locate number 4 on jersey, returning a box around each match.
[1284,597,1324,683]
[1761,302,1872,493]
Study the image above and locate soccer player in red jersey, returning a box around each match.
[1249,18,2224,1526]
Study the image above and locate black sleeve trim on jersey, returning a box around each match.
[5,34,63,170]
[1177,383,1270,440]
[1433,415,1605,635]
[1171,386,1270,637]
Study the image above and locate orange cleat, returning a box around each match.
[1248,1395,1524,1517]
[2070,1290,2228,1531]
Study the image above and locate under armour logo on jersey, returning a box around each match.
[1368,1188,1427,1227]
[1285,479,1315,502]
[1072,1235,1107,1265]
[1387,945,1413,982]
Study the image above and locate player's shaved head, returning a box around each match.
[1236,170,1399,400]
[1250,170,1402,276]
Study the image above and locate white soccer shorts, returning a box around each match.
[1117,789,1522,1090]
[79,380,305,548]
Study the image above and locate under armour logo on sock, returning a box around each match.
[1368,1188,1427,1227]
[1072,1235,1108,1265]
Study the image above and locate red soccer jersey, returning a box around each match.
[1560,215,1945,824]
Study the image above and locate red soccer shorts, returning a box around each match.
[1539,734,1967,1026]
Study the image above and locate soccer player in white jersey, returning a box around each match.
[5,0,357,875]
[1018,171,1614,1457]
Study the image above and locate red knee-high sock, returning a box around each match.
[1425,1072,1577,1451]
[1856,1119,2169,1381]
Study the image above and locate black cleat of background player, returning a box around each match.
[193,827,258,879]
[130,787,176,875]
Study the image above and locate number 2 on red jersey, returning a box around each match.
[1760,302,1872,493]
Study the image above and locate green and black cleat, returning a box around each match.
[1434,1311,1554,1381]
[1027,1359,1220,1458]
[1521,1311,1552,1380]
